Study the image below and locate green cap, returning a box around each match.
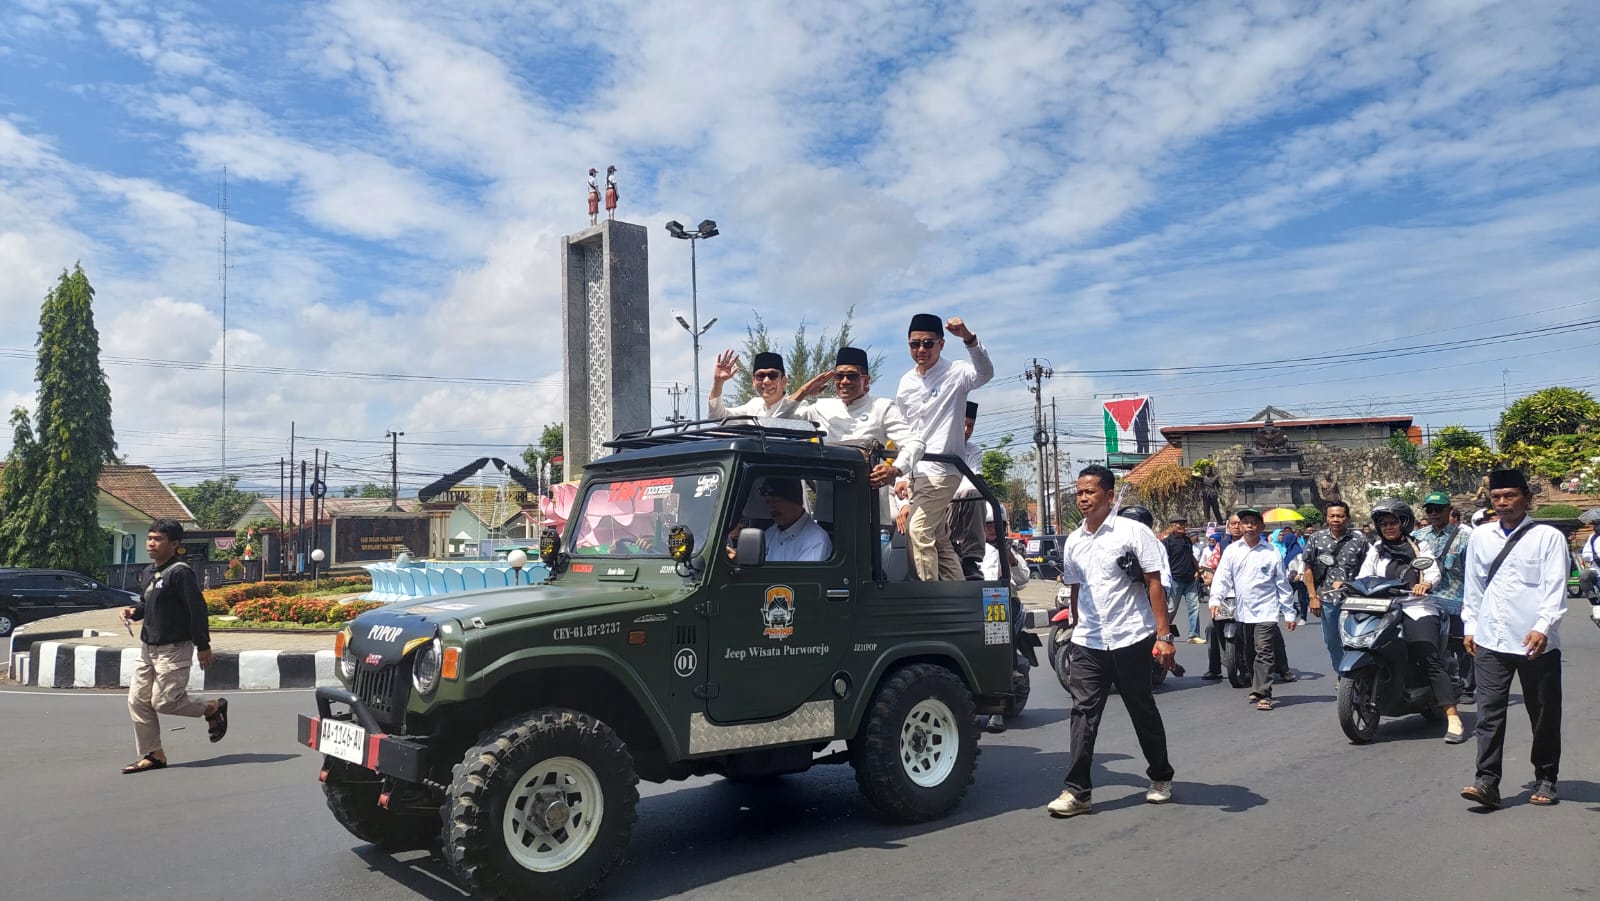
[1422,491,1451,508]
[1235,506,1261,518]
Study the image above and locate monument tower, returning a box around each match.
[561,215,651,475]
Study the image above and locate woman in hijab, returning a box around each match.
[1356,498,1465,743]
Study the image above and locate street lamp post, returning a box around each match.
[665,219,720,420]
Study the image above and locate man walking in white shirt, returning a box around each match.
[1211,507,1296,711]
[895,313,993,581]
[1460,469,1568,809]
[1047,465,1176,818]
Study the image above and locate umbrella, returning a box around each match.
[1579,507,1600,524]
[1263,507,1304,524]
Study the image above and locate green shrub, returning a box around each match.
[1533,504,1581,520]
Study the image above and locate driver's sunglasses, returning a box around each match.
[907,338,941,349]
[751,370,784,381]
[833,371,864,382]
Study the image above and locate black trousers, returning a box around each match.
[1400,614,1457,709]
[1064,634,1174,797]
[1251,623,1280,697]
[1207,622,1290,677]
[1448,615,1475,694]
[1474,649,1561,787]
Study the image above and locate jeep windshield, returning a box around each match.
[567,470,723,558]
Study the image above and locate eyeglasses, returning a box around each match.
[907,338,941,349]
[751,370,784,381]
[833,371,864,382]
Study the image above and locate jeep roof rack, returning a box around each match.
[604,416,827,452]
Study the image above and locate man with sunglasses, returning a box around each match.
[708,350,797,420]
[895,313,993,581]
[788,346,923,489]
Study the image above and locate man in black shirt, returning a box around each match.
[1162,516,1202,641]
[119,519,228,773]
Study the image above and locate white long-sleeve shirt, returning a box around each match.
[764,513,833,563]
[793,394,925,473]
[981,543,1031,591]
[1357,542,1444,620]
[895,341,993,477]
[709,394,798,420]
[1461,519,1569,655]
[1212,538,1293,624]
[1582,531,1599,569]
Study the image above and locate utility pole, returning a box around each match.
[666,382,690,425]
[1023,358,1054,533]
[277,457,285,575]
[386,430,404,510]
[1051,398,1061,525]
[299,459,308,576]
[288,422,296,575]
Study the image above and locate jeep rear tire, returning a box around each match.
[852,663,979,823]
[322,757,440,852]
[443,709,638,901]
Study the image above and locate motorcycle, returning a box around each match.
[1047,585,1173,692]
[1210,595,1253,689]
[1335,567,1447,744]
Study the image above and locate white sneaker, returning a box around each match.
[1146,780,1173,804]
[1047,790,1092,817]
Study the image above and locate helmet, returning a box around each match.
[1118,505,1155,528]
[1369,497,1415,534]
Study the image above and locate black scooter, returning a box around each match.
[1335,572,1446,744]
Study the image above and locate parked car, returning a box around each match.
[1024,534,1067,579]
[0,569,139,637]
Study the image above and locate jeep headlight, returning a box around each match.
[413,638,443,695]
[337,627,356,680]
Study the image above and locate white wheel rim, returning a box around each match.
[900,698,959,788]
[502,755,604,872]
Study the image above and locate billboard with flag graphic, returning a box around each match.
[1102,396,1153,455]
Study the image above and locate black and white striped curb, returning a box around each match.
[11,641,338,690]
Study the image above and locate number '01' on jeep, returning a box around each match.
[294,420,1018,900]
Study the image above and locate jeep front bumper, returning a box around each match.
[296,686,431,783]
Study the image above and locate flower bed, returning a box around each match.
[202,576,376,619]
[231,597,384,625]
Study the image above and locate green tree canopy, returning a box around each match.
[0,266,118,574]
[341,482,392,498]
[521,422,565,484]
[1496,387,1600,449]
[172,476,258,529]
[979,435,1015,490]
[736,306,885,404]
[0,407,46,566]
[1431,425,1488,452]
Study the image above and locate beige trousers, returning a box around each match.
[909,474,963,581]
[128,641,209,756]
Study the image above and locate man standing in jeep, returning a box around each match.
[1049,464,1176,818]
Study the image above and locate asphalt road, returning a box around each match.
[3,608,1597,901]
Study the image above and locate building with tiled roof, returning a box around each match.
[1160,407,1415,468]
[1124,443,1185,487]
[0,461,200,566]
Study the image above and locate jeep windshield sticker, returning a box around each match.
[607,477,674,504]
[762,585,795,640]
[725,643,830,661]
[571,563,594,573]
[694,473,721,497]
[553,622,621,641]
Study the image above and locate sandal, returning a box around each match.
[1460,782,1501,809]
[206,698,229,743]
[1256,697,1274,711]
[1529,780,1558,806]
[121,753,167,775]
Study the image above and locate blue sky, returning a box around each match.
[1,0,1597,493]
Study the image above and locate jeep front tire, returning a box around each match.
[851,663,979,823]
[443,709,639,900]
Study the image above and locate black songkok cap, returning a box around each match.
[835,346,869,369]
[751,351,784,374]
[965,401,979,419]
[908,313,943,336]
[759,477,805,505]
[1487,469,1529,492]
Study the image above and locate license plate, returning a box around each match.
[320,718,366,765]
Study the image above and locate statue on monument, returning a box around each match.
[1315,472,1343,510]
[1193,461,1224,524]
[587,168,601,225]
[605,165,619,220]
[1253,415,1289,455]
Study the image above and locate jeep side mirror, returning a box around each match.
[735,528,765,567]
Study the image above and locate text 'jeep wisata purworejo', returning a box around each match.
[295,420,1019,900]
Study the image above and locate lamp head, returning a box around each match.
[696,219,719,238]
[674,315,692,332]
[310,549,325,563]
[664,220,687,239]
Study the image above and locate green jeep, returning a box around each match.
[295,421,1018,899]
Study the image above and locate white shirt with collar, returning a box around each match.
[1462,518,1569,655]
[710,393,798,420]
[895,341,994,477]
[794,394,925,473]
[981,542,1031,591]
[764,512,832,563]
[1582,531,1599,569]
[1356,542,1444,620]
[1212,537,1294,624]
[1059,515,1166,650]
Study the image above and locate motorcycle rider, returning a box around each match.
[1414,492,1475,702]
[1304,501,1372,672]
[1357,498,1464,743]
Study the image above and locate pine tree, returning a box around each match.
[3,265,118,574]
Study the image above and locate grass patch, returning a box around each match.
[208,616,341,633]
